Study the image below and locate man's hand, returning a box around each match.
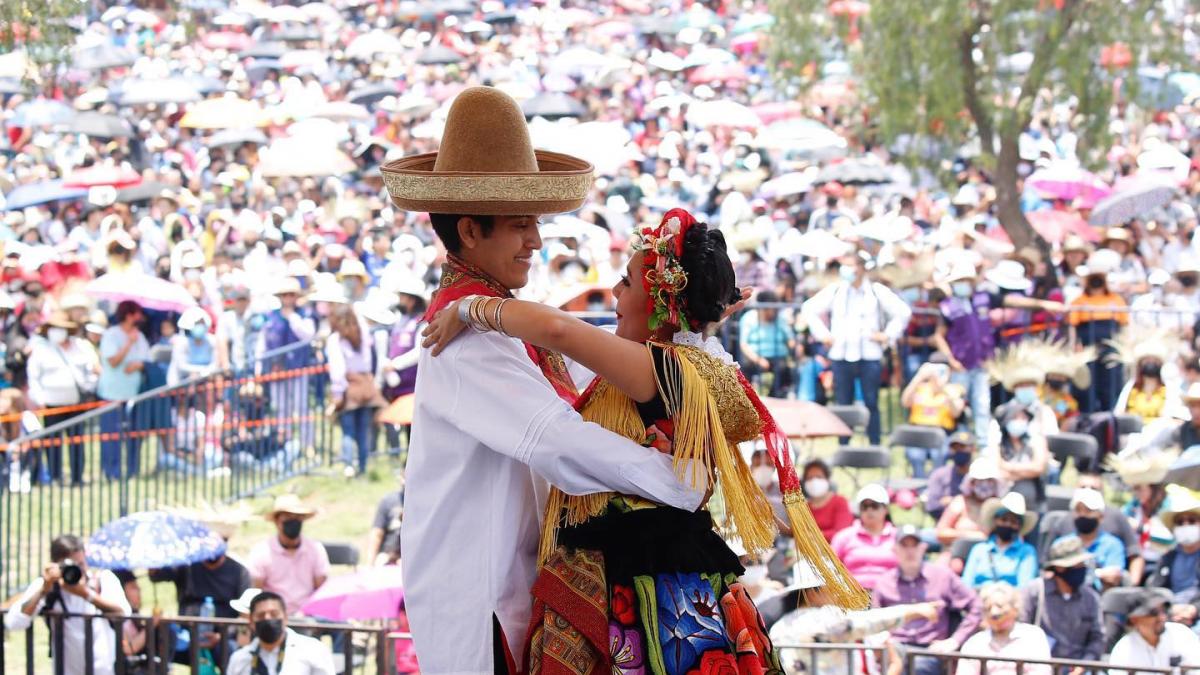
[948,357,965,373]
[928,638,957,654]
[906,601,943,623]
[1170,603,1198,625]
[756,357,770,370]
[1095,568,1123,586]
[61,579,91,600]
[40,564,62,594]
[870,331,888,344]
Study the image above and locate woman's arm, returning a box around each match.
[426,297,658,403]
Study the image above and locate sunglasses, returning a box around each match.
[1176,516,1200,526]
[860,501,887,511]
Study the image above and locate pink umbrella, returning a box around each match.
[688,62,748,85]
[302,565,405,621]
[1026,210,1100,244]
[753,101,806,125]
[1027,163,1111,203]
[731,33,762,54]
[86,272,198,313]
[762,398,852,438]
[63,165,142,188]
[201,31,251,51]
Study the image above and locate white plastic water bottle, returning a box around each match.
[198,596,216,639]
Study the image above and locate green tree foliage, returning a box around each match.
[0,0,83,66]
[770,0,1182,249]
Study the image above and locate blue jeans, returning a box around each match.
[339,407,374,473]
[951,367,991,445]
[832,359,882,444]
[905,443,947,479]
[100,404,140,480]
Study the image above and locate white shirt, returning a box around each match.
[955,623,1052,675]
[4,570,132,675]
[401,331,704,674]
[27,337,95,407]
[802,281,912,362]
[1110,622,1200,675]
[226,628,336,675]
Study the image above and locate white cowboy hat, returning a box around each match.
[980,492,1038,536]
[985,259,1032,293]
[264,493,318,520]
[229,588,262,615]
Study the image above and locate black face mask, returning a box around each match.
[993,525,1018,543]
[1074,516,1100,536]
[280,518,303,540]
[951,450,973,467]
[1141,362,1162,379]
[1182,276,1198,289]
[254,618,284,644]
[1086,275,1106,290]
[1056,566,1088,591]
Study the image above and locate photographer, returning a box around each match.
[3,534,131,675]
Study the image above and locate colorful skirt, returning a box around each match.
[525,507,783,675]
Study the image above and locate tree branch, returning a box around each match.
[1011,0,1084,133]
[958,18,993,158]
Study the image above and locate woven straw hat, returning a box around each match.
[382,87,594,215]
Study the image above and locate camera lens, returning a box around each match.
[60,562,83,585]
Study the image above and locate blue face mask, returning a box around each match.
[1005,418,1029,438]
[952,282,973,298]
[839,265,857,283]
[189,325,207,340]
[1013,386,1038,407]
[899,287,921,305]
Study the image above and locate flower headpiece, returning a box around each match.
[634,208,697,331]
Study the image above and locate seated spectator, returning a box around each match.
[872,525,983,675]
[1114,343,1181,425]
[962,493,1039,589]
[367,489,404,566]
[226,591,335,675]
[246,495,329,616]
[738,290,796,398]
[927,431,978,523]
[1042,471,1142,582]
[1115,454,1175,580]
[936,458,1002,548]
[956,582,1052,675]
[831,483,897,591]
[1019,536,1106,663]
[988,392,1053,512]
[1052,487,1126,590]
[1110,588,1200,675]
[800,458,853,543]
[900,359,965,479]
[116,571,150,668]
[163,394,224,476]
[228,588,261,649]
[1149,488,1200,604]
[168,307,217,386]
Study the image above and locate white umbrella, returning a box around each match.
[856,215,917,243]
[755,119,848,156]
[346,30,406,59]
[686,100,761,129]
[1089,176,1178,226]
[259,137,355,177]
[759,170,816,199]
[775,229,852,260]
[529,119,634,176]
[1137,143,1190,182]
[647,50,686,72]
[286,117,350,143]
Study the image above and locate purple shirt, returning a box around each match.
[939,292,995,370]
[872,562,983,647]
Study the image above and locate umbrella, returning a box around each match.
[550,47,617,77]
[415,45,462,66]
[63,165,142,189]
[682,47,736,69]
[259,137,355,177]
[182,74,226,95]
[759,171,815,199]
[302,566,405,621]
[87,512,225,571]
[379,93,437,117]
[264,26,321,43]
[774,229,852,260]
[0,77,24,95]
[2,180,88,211]
[762,398,852,438]
[1025,210,1101,244]
[647,50,686,72]
[1165,446,1200,487]
[310,100,370,121]
[753,101,807,125]
[347,83,401,106]
[87,272,198,312]
[72,45,137,71]
[280,49,328,71]
[521,92,585,119]
[346,30,406,59]
[115,181,173,204]
[201,31,252,51]
[1137,143,1191,180]
[1027,163,1112,203]
[12,99,74,127]
[180,97,267,129]
[732,13,774,35]
[205,128,268,148]
[117,78,203,106]
[239,42,288,60]
[688,62,747,85]
[856,214,917,243]
[685,100,760,129]
[815,160,892,185]
[1088,175,1178,226]
[60,111,133,138]
[378,394,415,426]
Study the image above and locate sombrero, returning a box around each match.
[980,492,1039,536]
[382,86,594,215]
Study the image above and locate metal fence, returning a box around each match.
[1,611,412,675]
[0,339,337,600]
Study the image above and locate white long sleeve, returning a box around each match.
[800,284,837,344]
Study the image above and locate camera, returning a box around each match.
[59,560,83,585]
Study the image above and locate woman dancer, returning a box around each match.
[425,209,866,674]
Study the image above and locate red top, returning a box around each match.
[809,493,854,543]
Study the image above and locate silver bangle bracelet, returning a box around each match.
[458,295,480,326]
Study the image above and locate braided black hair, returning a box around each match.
[677,222,738,328]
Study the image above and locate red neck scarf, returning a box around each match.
[426,254,579,404]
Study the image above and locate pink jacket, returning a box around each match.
[830,520,898,590]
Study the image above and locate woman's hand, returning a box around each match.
[422,299,472,356]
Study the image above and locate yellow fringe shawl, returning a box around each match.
[537,343,777,567]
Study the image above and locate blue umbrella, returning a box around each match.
[2,180,88,211]
[87,511,226,570]
[12,99,74,127]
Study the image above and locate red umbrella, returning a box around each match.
[762,398,852,438]
[688,62,748,85]
[63,165,142,189]
[201,31,251,51]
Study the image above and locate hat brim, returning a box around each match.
[266,508,317,520]
[382,150,594,215]
[981,500,1039,536]
[1044,550,1092,569]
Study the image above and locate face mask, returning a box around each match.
[1140,362,1162,379]
[993,525,1018,543]
[951,282,973,298]
[839,266,857,283]
[1004,418,1029,438]
[951,450,973,467]
[751,466,775,489]
[804,477,830,499]
[47,327,68,344]
[899,287,921,305]
[1151,287,1165,301]
[189,325,207,340]
[972,480,998,500]
[1074,516,1100,536]
[1175,524,1200,547]
[1047,379,1068,392]
[1183,276,1199,289]
[254,618,284,644]
[1056,566,1088,591]
[343,280,359,296]
[1086,275,1106,290]
[280,518,303,539]
[1013,386,1038,407]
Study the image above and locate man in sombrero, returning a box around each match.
[382,87,705,674]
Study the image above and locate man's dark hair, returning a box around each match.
[429,214,495,254]
[249,590,286,616]
[114,300,142,324]
[50,535,84,563]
